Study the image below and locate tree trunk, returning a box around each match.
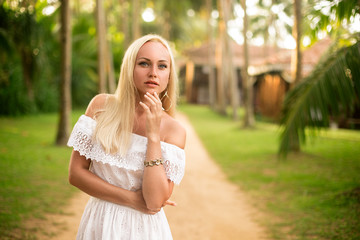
[96,0,107,93]
[106,38,116,93]
[291,0,302,87]
[132,0,141,40]
[207,0,216,109]
[289,0,302,151]
[216,0,228,115]
[185,61,194,103]
[56,0,72,145]
[20,48,35,103]
[119,0,130,48]
[162,10,171,40]
[223,0,239,120]
[103,2,116,93]
[241,0,255,127]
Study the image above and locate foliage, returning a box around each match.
[0,2,116,114]
[0,3,59,115]
[0,62,33,115]
[140,0,208,49]
[0,110,84,238]
[279,38,360,157]
[71,13,98,107]
[0,0,220,116]
[181,104,360,240]
[304,0,360,43]
[251,0,293,47]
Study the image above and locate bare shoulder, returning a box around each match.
[163,114,186,150]
[85,93,110,118]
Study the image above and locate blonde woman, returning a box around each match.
[67,34,186,239]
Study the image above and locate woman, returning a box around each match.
[67,34,186,239]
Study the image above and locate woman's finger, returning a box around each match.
[153,91,161,101]
[146,92,162,105]
[146,92,158,101]
[163,200,177,207]
[144,93,163,113]
[144,94,156,105]
[139,101,151,112]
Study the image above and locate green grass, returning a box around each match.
[1,105,359,239]
[0,110,84,239]
[179,104,360,240]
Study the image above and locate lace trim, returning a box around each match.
[67,115,186,185]
[68,130,145,171]
[162,144,185,185]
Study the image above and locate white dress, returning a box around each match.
[67,115,185,240]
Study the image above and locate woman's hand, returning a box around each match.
[163,200,176,207]
[139,92,163,142]
[130,190,176,215]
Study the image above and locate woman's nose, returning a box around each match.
[149,65,158,77]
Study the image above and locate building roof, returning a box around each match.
[250,38,333,77]
[183,37,333,80]
[183,40,290,67]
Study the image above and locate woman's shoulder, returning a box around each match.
[85,93,112,118]
[163,114,186,150]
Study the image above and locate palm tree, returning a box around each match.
[132,0,141,40]
[95,0,107,93]
[56,0,72,145]
[251,0,293,54]
[104,1,116,93]
[279,39,360,157]
[291,0,302,87]
[303,0,359,44]
[225,0,239,120]
[279,0,360,158]
[119,0,130,48]
[241,0,255,127]
[206,0,216,110]
[216,0,228,115]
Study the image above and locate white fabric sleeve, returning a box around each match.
[161,144,186,185]
[67,115,97,160]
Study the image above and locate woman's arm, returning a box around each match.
[68,94,158,214]
[68,150,158,214]
[140,92,186,211]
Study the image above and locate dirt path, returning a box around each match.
[38,113,268,240]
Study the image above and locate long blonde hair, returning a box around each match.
[94,34,178,155]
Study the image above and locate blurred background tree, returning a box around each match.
[279,0,360,157]
[0,0,59,115]
[0,0,208,117]
[0,0,359,151]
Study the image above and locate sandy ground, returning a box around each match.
[36,113,268,240]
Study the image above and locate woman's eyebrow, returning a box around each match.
[137,57,169,63]
[137,57,150,61]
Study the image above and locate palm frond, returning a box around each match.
[331,0,360,24]
[279,39,360,158]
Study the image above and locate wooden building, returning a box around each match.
[180,38,332,119]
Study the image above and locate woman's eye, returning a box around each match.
[159,64,168,69]
[139,62,149,67]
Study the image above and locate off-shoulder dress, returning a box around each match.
[67,115,185,240]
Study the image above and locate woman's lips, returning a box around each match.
[145,81,159,87]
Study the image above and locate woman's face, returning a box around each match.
[133,41,171,97]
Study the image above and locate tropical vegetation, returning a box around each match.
[279,0,360,156]
[0,0,359,239]
[181,104,360,240]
